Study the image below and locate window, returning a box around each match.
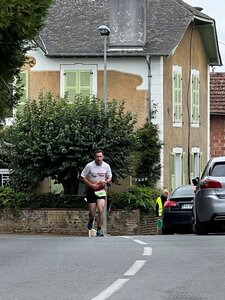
[170,148,185,190]
[61,64,97,100]
[64,70,92,101]
[0,169,10,187]
[190,148,203,180]
[211,163,225,177]
[191,70,200,126]
[172,66,182,126]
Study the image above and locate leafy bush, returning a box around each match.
[108,185,161,212]
[2,93,137,194]
[22,193,87,209]
[0,185,161,213]
[0,187,27,215]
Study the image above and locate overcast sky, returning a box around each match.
[185,0,225,72]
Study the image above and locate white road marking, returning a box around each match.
[124,260,146,276]
[91,278,129,300]
[143,247,152,256]
[133,239,148,245]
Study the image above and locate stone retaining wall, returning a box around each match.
[0,208,158,236]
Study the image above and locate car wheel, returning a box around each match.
[192,212,208,235]
[162,226,173,235]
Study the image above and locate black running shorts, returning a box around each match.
[86,188,106,204]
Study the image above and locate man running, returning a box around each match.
[80,150,112,237]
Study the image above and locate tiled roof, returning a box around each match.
[210,72,225,114]
[37,0,219,62]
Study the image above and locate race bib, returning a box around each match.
[94,189,106,197]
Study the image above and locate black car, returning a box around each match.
[162,185,195,234]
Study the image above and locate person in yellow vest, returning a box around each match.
[155,188,169,235]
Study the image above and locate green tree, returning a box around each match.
[0,0,54,123]
[2,93,137,194]
[133,121,162,185]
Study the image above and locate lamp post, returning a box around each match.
[98,25,110,114]
[98,25,110,233]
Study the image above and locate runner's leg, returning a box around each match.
[88,203,97,222]
[96,198,105,228]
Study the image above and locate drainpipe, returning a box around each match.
[146,55,152,125]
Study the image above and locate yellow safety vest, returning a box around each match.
[156,196,163,217]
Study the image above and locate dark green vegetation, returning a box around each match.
[0,92,162,210]
[0,185,161,215]
[1,93,137,194]
[0,0,54,123]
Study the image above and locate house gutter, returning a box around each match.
[44,52,167,58]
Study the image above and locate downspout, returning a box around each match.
[146,55,152,181]
[146,55,152,125]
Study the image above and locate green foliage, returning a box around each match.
[2,92,137,194]
[133,122,162,185]
[0,187,87,211]
[0,187,27,216]
[108,185,161,212]
[22,193,87,209]
[0,0,54,122]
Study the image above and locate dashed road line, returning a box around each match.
[132,239,148,245]
[143,247,152,256]
[124,260,147,276]
[91,237,151,300]
[91,279,129,300]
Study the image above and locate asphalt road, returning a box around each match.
[1,233,225,300]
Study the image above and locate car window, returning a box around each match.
[173,186,195,197]
[211,163,225,177]
[201,160,211,179]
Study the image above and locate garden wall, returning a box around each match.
[0,208,158,236]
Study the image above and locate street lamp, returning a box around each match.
[98,25,110,114]
[98,25,110,234]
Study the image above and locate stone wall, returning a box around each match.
[0,208,158,236]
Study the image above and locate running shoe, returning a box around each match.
[96,229,104,237]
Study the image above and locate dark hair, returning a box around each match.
[94,149,104,155]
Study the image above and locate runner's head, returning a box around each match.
[94,150,104,165]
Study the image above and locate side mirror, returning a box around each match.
[192,177,199,186]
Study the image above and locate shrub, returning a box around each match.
[108,185,161,212]
[0,187,27,216]
[22,193,87,209]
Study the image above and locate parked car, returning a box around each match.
[192,156,225,235]
[162,185,195,234]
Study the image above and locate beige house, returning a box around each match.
[11,0,221,192]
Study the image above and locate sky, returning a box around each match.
[185,0,225,72]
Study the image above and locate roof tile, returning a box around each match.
[210,72,225,114]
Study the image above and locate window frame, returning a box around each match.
[172,65,183,127]
[191,69,200,127]
[60,64,97,99]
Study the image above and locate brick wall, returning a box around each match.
[0,208,158,236]
[210,115,225,157]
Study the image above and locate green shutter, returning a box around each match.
[191,73,200,124]
[173,70,182,123]
[170,153,176,191]
[64,69,92,100]
[49,178,64,194]
[79,70,92,96]
[17,71,28,115]
[64,70,78,101]
[190,153,194,181]
[182,152,186,184]
[199,152,203,177]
